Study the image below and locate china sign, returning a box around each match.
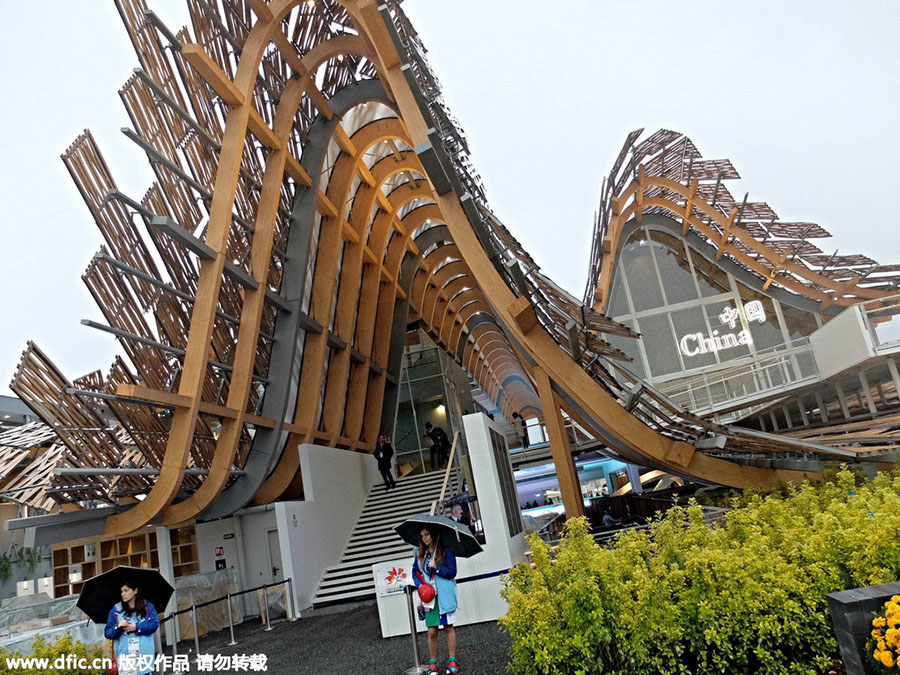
[678,300,766,357]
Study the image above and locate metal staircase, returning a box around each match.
[311,469,458,606]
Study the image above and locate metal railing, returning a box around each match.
[862,293,900,349]
[157,578,295,670]
[506,417,594,453]
[654,337,817,416]
[430,432,460,516]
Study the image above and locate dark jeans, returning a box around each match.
[430,446,440,471]
[379,467,396,489]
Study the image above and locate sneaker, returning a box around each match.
[446,657,459,674]
[426,659,440,675]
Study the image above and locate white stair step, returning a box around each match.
[312,469,460,607]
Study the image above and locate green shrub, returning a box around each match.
[0,633,106,675]
[16,548,43,575]
[501,468,900,675]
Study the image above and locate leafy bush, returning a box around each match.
[0,633,106,675]
[501,468,900,675]
[16,548,43,575]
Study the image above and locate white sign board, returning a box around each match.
[372,559,413,597]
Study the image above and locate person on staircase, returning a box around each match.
[512,411,529,449]
[424,421,451,470]
[413,526,460,675]
[374,433,396,491]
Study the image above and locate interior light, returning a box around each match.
[437,404,446,414]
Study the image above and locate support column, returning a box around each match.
[859,371,878,416]
[876,381,887,407]
[782,406,794,430]
[155,526,179,645]
[798,398,810,427]
[814,390,828,423]
[533,367,584,519]
[835,383,851,420]
[888,359,900,402]
[625,464,643,495]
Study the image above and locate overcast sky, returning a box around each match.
[1,0,898,395]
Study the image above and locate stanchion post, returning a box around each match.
[403,585,427,675]
[226,592,238,646]
[286,578,298,621]
[171,615,178,662]
[191,604,200,660]
[263,584,273,631]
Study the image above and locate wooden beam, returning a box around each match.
[533,367,584,519]
[510,296,538,334]
[181,44,243,106]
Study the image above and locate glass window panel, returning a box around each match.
[604,319,645,379]
[670,307,716,368]
[740,296,784,352]
[607,271,629,318]
[796,351,817,378]
[648,230,699,305]
[621,230,664,312]
[636,313,681,377]
[689,248,731,297]
[703,300,751,360]
[779,302,820,341]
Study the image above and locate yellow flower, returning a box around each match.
[874,629,885,640]
[880,650,895,668]
[891,595,900,603]
[875,617,888,628]
[878,639,887,652]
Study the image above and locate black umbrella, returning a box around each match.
[395,513,483,558]
[77,566,174,624]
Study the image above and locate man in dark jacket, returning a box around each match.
[374,433,396,490]
[424,422,451,470]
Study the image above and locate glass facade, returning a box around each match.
[604,224,824,408]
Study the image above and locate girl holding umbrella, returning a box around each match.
[412,526,460,675]
[102,580,160,675]
[397,513,482,674]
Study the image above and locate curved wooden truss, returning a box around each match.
[8,0,896,538]
[10,0,536,534]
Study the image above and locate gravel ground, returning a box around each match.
[174,600,513,675]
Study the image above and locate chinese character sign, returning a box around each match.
[718,306,740,329]
[744,300,766,324]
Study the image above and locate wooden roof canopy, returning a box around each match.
[6,0,900,536]
[585,129,900,313]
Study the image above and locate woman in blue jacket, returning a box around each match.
[104,581,160,675]
[412,527,460,675]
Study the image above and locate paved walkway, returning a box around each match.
[177,600,512,674]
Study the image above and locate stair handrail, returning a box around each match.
[430,431,460,516]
